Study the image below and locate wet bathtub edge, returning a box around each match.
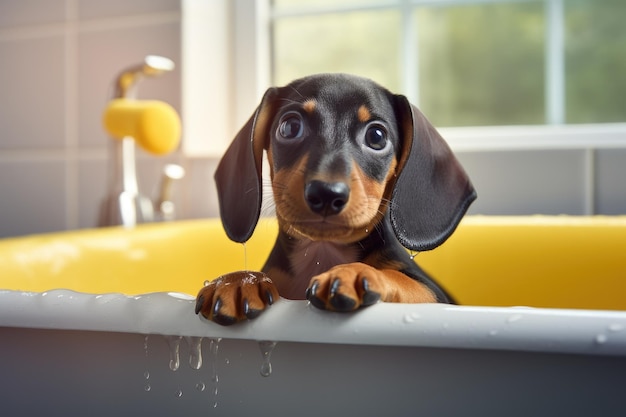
[1,289,625,357]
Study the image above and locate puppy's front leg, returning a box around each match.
[195,271,280,326]
[306,263,436,312]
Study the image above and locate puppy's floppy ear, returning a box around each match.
[214,88,277,243]
[390,95,476,251]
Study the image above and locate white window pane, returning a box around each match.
[415,2,546,127]
[565,0,626,123]
[272,10,401,90]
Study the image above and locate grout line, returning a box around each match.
[77,11,181,33]
[64,0,80,230]
[0,11,180,42]
[0,148,108,162]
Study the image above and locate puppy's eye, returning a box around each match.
[364,125,388,151]
[278,113,304,139]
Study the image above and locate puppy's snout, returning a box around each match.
[305,180,350,216]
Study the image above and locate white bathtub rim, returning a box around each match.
[1,289,625,357]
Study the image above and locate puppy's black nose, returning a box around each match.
[305,180,350,216]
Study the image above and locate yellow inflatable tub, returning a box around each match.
[1,216,624,311]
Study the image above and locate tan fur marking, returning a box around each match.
[303,99,316,113]
[357,105,371,123]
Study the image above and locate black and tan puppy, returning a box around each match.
[196,73,476,325]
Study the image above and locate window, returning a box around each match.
[181,0,625,156]
[271,0,626,128]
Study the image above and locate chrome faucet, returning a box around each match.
[98,55,183,228]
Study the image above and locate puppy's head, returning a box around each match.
[215,74,476,251]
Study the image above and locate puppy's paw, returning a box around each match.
[305,263,383,312]
[195,271,279,326]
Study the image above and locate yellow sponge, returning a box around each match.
[103,99,181,155]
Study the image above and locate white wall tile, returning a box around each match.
[0,36,66,149]
[77,0,180,20]
[0,0,66,28]
[0,159,66,237]
[457,150,588,215]
[595,149,626,215]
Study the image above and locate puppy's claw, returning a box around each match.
[306,280,319,300]
[306,280,327,310]
[196,271,279,326]
[360,278,381,306]
[194,294,205,315]
[330,293,357,312]
[329,278,341,298]
[328,278,357,311]
[243,298,263,320]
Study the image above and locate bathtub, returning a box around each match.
[1,217,626,416]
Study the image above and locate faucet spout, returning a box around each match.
[99,55,177,228]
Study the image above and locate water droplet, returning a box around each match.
[507,314,523,324]
[409,251,418,260]
[196,382,206,392]
[609,323,624,332]
[258,341,277,377]
[403,312,421,323]
[144,384,151,392]
[167,336,182,371]
[207,338,221,407]
[225,358,230,365]
[595,334,608,344]
[489,329,499,337]
[186,336,203,370]
[175,389,183,398]
[203,280,210,287]
[143,371,150,380]
[242,242,248,270]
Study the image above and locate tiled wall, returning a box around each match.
[0,0,219,238]
[0,0,624,238]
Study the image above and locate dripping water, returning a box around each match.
[258,341,278,377]
[208,338,222,408]
[186,336,203,370]
[242,242,248,270]
[409,251,418,261]
[167,336,182,372]
[143,335,151,392]
[167,335,183,398]
[186,336,206,396]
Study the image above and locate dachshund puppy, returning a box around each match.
[196,73,476,325]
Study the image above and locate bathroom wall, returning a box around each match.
[0,0,625,238]
[0,0,220,238]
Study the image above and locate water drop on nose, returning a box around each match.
[258,341,277,377]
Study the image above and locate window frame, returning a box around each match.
[181,0,626,157]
